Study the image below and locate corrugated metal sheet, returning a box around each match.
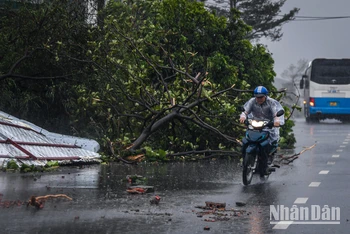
[0,112,101,167]
[0,111,100,152]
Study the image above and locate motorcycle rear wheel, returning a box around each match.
[242,152,257,185]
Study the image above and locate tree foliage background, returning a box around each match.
[0,0,296,161]
[204,0,299,41]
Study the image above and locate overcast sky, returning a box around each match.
[262,0,350,78]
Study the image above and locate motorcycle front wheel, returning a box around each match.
[258,155,269,181]
[242,152,257,185]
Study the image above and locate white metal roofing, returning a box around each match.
[0,111,101,167]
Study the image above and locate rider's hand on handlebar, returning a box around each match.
[239,116,246,124]
[274,121,280,127]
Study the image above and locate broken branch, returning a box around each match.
[27,194,73,209]
[276,144,316,164]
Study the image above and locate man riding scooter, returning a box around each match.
[239,86,285,171]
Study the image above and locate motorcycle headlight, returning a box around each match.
[251,120,264,128]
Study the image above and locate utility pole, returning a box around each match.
[230,0,238,9]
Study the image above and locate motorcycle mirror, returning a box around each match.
[276,110,285,117]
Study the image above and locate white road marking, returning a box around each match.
[272,133,348,231]
[294,197,308,204]
[309,182,321,187]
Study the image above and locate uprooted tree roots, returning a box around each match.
[27,194,73,209]
[276,144,316,165]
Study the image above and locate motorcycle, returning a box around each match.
[241,109,285,185]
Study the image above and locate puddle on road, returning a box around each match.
[0,159,242,201]
[0,159,283,234]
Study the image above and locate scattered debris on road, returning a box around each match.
[235,201,246,207]
[125,154,145,162]
[126,187,147,194]
[195,201,248,222]
[126,185,154,194]
[150,195,161,205]
[205,201,226,209]
[126,174,147,184]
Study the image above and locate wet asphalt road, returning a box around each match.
[1,118,350,234]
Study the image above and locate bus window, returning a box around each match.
[311,59,350,85]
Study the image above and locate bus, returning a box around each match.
[299,58,350,122]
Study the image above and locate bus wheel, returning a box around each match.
[340,118,350,124]
[306,116,319,123]
[306,116,311,123]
